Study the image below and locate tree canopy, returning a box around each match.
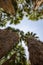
[0,0,43,26]
[0,0,43,65]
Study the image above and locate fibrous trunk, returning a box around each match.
[27,38,43,65]
[0,0,17,15]
[0,28,19,59]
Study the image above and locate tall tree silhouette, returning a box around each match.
[25,32,43,65]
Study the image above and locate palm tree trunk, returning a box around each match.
[26,38,43,65]
[34,0,43,10]
[0,28,19,59]
[0,0,16,15]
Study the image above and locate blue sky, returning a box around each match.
[0,16,43,41]
[9,17,43,41]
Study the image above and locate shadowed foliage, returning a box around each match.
[0,27,19,59]
[1,44,27,65]
[0,0,43,26]
[2,53,16,65]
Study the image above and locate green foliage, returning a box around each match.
[0,0,43,26]
[0,44,28,65]
[25,32,39,39]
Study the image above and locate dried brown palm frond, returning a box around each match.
[0,0,17,15]
[33,0,43,10]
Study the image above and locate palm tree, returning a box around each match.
[25,32,39,40]
[24,32,43,65]
[1,44,27,65]
[0,0,17,15]
[0,27,19,59]
[0,28,28,65]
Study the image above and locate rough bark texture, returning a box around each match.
[0,0,17,15]
[0,28,19,59]
[27,38,43,65]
